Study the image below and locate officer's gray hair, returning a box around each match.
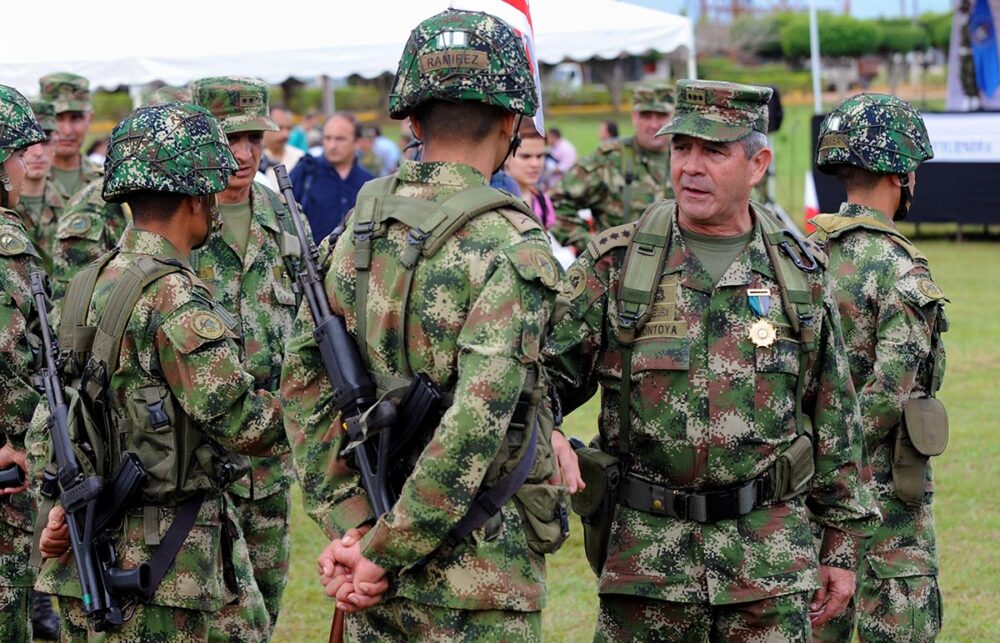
[741,131,769,159]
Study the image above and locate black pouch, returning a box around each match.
[569,437,621,576]
[894,398,949,506]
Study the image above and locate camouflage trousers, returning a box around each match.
[812,570,941,643]
[229,486,291,628]
[61,597,210,642]
[0,584,31,642]
[596,592,811,643]
[345,597,541,642]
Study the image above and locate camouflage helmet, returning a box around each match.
[102,103,237,203]
[388,9,537,119]
[816,93,933,175]
[0,84,46,164]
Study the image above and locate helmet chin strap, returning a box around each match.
[494,114,523,176]
[0,166,10,209]
[894,173,912,221]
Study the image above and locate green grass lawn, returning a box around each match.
[264,110,997,641]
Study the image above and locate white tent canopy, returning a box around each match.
[1,0,693,94]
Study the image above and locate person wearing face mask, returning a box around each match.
[30,102,286,642]
[37,73,101,201]
[191,76,306,634]
[550,82,676,254]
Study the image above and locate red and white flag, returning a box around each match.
[452,0,545,134]
[803,170,819,233]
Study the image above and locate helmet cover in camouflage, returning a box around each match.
[143,86,193,107]
[102,103,237,202]
[632,82,675,114]
[0,85,46,164]
[388,9,538,119]
[191,76,278,134]
[30,99,57,133]
[656,79,771,143]
[39,72,92,113]
[816,93,933,175]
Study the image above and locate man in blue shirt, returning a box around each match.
[290,111,374,243]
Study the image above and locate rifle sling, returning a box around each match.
[141,493,205,601]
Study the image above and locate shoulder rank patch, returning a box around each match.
[0,233,27,256]
[189,311,226,340]
[565,264,589,301]
[916,278,945,300]
[65,214,91,236]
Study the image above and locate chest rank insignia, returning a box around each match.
[749,318,777,348]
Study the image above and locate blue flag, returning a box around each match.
[971,0,1000,97]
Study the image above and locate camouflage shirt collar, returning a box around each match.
[44,180,66,209]
[837,201,895,228]
[120,226,188,264]
[397,160,488,188]
[0,207,27,230]
[250,183,282,234]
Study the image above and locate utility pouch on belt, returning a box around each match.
[774,433,815,501]
[893,398,948,506]
[569,437,621,575]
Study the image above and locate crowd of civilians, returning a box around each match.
[259,104,613,266]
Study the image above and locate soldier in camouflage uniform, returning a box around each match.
[29,102,285,642]
[15,100,64,274]
[38,73,101,200]
[49,88,189,302]
[545,80,879,642]
[191,76,300,631]
[282,9,573,641]
[810,94,947,643]
[550,83,675,253]
[0,83,47,643]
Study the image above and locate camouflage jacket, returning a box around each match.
[49,154,102,202]
[281,160,561,611]
[190,182,297,499]
[50,177,129,301]
[545,202,878,606]
[0,208,42,587]
[31,227,285,611]
[14,181,65,273]
[811,203,947,579]
[550,136,673,253]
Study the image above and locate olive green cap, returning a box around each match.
[191,76,278,134]
[39,72,92,113]
[656,79,772,143]
[632,83,674,114]
[30,99,56,133]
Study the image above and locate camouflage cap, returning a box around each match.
[816,93,933,175]
[191,77,278,134]
[102,103,237,202]
[632,82,674,114]
[142,86,193,107]
[30,99,57,133]
[656,79,771,143]
[39,72,91,113]
[0,85,46,164]
[389,9,537,119]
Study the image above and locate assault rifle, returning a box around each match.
[31,271,149,631]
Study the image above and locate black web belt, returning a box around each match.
[620,469,777,524]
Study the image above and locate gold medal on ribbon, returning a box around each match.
[749,318,777,348]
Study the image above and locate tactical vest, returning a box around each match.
[593,201,822,516]
[57,251,248,507]
[348,177,568,552]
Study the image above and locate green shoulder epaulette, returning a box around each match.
[811,213,926,263]
[585,222,635,259]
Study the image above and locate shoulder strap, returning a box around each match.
[83,256,185,400]
[620,139,636,222]
[60,250,119,368]
[812,213,927,263]
[261,186,304,308]
[757,209,818,441]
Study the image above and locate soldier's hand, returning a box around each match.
[0,444,28,496]
[809,565,856,626]
[550,431,585,494]
[318,526,369,594]
[40,505,71,559]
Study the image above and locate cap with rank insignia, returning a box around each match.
[656,79,772,143]
[191,76,278,134]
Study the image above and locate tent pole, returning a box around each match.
[321,75,335,116]
[809,0,822,115]
[687,0,698,78]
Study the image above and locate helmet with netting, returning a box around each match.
[816,93,933,175]
[388,9,537,119]
[0,84,45,164]
[103,103,237,202]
